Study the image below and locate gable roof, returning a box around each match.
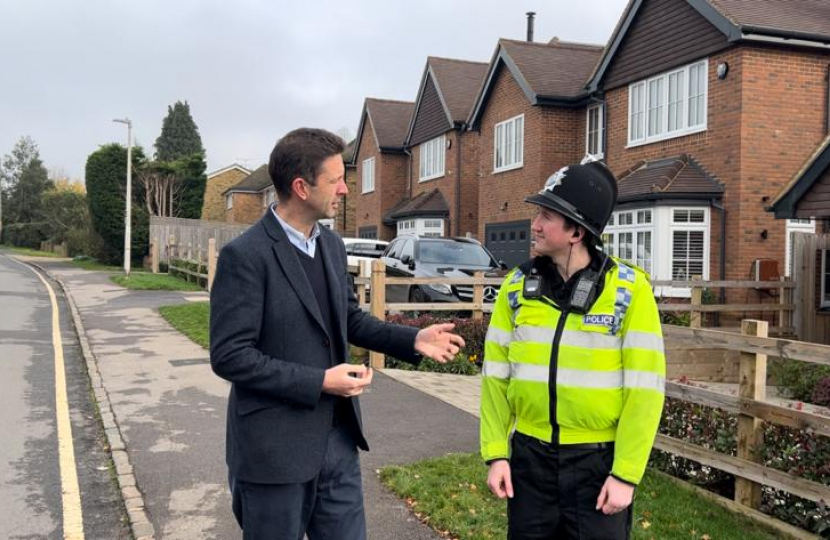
[769,134,830,218]
[405,57,488,144]
[207,163,251,179]
[589,0,830,91]
[468,38,604,128]
[616,154,724,203]
[352,98,415,161]
[383,188,450,224]
[223,164,271,195]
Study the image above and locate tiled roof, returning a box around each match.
[366,98,415,150]
[769,133,830,218]
[709,0,830,41]
[500,38,604,99]
[224,164,271,194]
[428,57,488,123]
[383,188,450,224]
[617,154,724,202]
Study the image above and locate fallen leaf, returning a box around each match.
[641,520,651,530]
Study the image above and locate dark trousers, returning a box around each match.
[231,426,366,540]
[508,432,632,540]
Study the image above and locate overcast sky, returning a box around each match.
[0,0,628,182]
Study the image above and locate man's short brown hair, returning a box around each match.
[269,128,345,200]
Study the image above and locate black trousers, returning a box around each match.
[231,426,366,540]
[508,432,632,540]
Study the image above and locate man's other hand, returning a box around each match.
[322,364,373,397]
[486,460,513,499]
[595,476,634,515]
[414,323,466,363]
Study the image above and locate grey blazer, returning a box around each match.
[210,212,419,484]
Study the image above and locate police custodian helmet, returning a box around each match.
[524,156,619,239]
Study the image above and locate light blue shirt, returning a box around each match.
[271,204,320,258]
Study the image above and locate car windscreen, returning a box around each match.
[418,240,495,267]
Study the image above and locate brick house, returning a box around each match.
[223,165,274,225]
[587,0,830,295]
[334,139,358,235]
[201,164,251,221]
[467,38,604,267]
[351,98,415,240]
[393,56,488,239]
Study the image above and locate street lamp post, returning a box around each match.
[113,118,133,276]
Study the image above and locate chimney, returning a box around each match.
[526,11,536,42]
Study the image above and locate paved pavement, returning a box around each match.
[31,259,482,540]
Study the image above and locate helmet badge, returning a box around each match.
[541,166,569,194]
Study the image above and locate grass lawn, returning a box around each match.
[159,303,209,348]
[111,273,203,292]
[0,244,65,258]
[381,453,783,540]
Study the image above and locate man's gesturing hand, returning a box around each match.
[322,364,373,397]
[414,323,466,363]
[487,460,513,499]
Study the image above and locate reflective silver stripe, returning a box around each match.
[622,331,664,353]
[513,325,556,344]
[561,329,621,350]
[623,370,665,392]
[557,368,622,388]
[511,362,549,383]
[482,361,511,379]
[485,326,512,348]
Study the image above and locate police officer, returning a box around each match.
[480,158,666,539]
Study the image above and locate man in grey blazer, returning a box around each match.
[210,127,465,539]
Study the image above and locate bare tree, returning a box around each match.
[136,164,185,217]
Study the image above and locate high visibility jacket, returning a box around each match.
[480,258,665,485]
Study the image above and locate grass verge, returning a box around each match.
[72,259,123,272]
[111,273,203,291]
[380,453,783,540]
[0,244,65,258]
[159,303,209,348]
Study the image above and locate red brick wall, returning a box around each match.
[225,192,264,225]
[354,121,408,240]
[476,66,587,240]
[605,45,830,282]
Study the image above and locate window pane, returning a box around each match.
[648,78,664,137]
[668,71,684,132]
[515,117,523,163]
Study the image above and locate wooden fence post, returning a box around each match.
[207,238,217,292]
[690,275,702,328]
[151,240,159,274]
[168,235,176,268]
[357,260,368,307]
[735,318,769,509]
[778,277,788,335]
[369,260,386,369]
[472,271,484,321]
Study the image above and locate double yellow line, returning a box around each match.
[10,257,85,540]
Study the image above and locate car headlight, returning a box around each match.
[425,283,452,295]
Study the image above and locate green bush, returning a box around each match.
[2,221,48,248]
[770,358,830,403]
[811,377,830,408]
[168,257,207,289]
[653,397,830,536]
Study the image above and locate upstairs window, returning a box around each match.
[362,157,375,193]
[419,135,445,181]
[226,193,233,210]
[586,104,604,158]
[629,59,708,146]
[494,114,524,172]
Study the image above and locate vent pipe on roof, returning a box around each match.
[526,11,536,42]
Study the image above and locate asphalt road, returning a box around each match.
[0,253,130,540]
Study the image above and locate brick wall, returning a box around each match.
[225,192,265,225]
[476,66,587,239]
[354,121,408,240]
[335,166,357,236]
[202,168,250,221]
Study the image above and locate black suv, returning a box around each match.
[380,235,506,303]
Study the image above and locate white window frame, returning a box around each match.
[419,135,445,182]
[262,186,276,208]
[586,104,604,159]
[493,114,524,173]
[785,219,816,277]
[669,208,709,282]
[602,209,653,274]
[628,59,708,147]
[362,157,375,193]
[226,193,233,210]
[397,218,444,238]
[822,250,830,309]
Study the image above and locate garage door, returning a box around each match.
[485,220,530,269]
